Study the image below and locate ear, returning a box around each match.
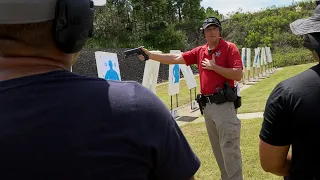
[71,52,81,65]
[200,28,205,37]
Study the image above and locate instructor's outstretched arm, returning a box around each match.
[138,47,186,64]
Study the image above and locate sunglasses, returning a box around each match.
[205,17,220,25]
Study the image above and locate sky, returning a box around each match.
[200,0,305,15]
[93,0,106,6]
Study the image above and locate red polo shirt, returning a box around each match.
[182,38,243,95]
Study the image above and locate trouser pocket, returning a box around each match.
[219,119,242,178]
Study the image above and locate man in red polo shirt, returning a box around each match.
[137,17,243,180]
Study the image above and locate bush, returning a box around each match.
[272,46,316,67]
[142,22,188,53]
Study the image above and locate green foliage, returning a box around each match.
[272,46,317,67]
[142,22,188,52]
[223,0,315,49]
[205,7,223,19]
[87,0,319,67]
[87,0,212,51]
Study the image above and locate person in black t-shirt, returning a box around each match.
[0,0,200,179]
[259,4,320,180]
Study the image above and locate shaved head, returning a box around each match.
[0,21,57,57]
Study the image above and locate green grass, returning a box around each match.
[181,118,282,180]
[237,63,317,113]
[156,63,317,112]
[155,75,201,109]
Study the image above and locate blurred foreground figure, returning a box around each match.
[259,3,320,180]
[0,0,200,179]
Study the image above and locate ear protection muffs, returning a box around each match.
[304,33,320,55]
[53,0,94,54]
[200,17,222,35]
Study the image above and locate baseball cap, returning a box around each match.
[202,17,221,30]
[0,0,106,25]
[290,4,320,35]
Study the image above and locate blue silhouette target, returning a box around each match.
[95,51,121,81]
[104,60,120,81]
[168,64,180,96]
[173,64,180,83]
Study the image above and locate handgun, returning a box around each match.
[124,47,149,61]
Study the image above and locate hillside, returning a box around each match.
[72,0,318,83]
[222,1,316,49]
[77,0,318,71]
[87,0,315,50]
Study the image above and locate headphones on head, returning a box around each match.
[301,1,320,56]
[53,0,95,54]
[303,33,320,55]
[200,17,222,34]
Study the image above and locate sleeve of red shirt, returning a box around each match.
[227,43,243,69]
[182,48,198,66]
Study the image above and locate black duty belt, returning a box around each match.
[195,83,241,115]
[196,93,228,115]
[202,93,228,105]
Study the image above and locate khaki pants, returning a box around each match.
[203,102,243,180]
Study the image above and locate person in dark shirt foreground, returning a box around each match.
[0,0,200,179]
[259,4,320,180]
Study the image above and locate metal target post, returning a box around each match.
[189,87,197,110]
[176,94,179,109]
[170,95,173,113]
[194,87,197,109]
[189,89,192,109]
[170,93,179,117]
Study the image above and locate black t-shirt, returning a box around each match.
[0,70,200,180]
[260,63,320,180]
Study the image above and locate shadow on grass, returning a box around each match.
[176,116,198,122]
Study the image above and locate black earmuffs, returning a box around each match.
[53,0,94,54]
[304,33,320,55]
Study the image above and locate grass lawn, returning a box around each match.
[156,63,317,113]
[237,63,317,113]
[155,75,201,109]
[181,118,283,180]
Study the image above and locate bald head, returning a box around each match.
[0,21,60,57]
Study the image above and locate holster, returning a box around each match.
[234,95,242,109]
[223,82,242,109]
[196,94,205,115]
[223,82,237,102]
[232,84,242,109]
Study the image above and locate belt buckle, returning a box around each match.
[206,96,211,104]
